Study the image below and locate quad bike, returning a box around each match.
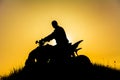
[25,39,91,66]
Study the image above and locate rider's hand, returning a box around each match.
[39,39,45,44]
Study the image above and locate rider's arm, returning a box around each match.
[43,31,55,42]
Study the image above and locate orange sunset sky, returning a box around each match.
[0,0,120,75]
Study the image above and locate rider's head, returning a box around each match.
[52,20,58,28]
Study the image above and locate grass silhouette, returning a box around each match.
[1,61,120,80]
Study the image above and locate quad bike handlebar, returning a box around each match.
[35,39,45,46]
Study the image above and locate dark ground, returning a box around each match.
[1,60,120,80]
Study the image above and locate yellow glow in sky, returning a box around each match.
[0,0,120,75]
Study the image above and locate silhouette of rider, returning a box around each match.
[39,20,70,64]
[40,20,69,47]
